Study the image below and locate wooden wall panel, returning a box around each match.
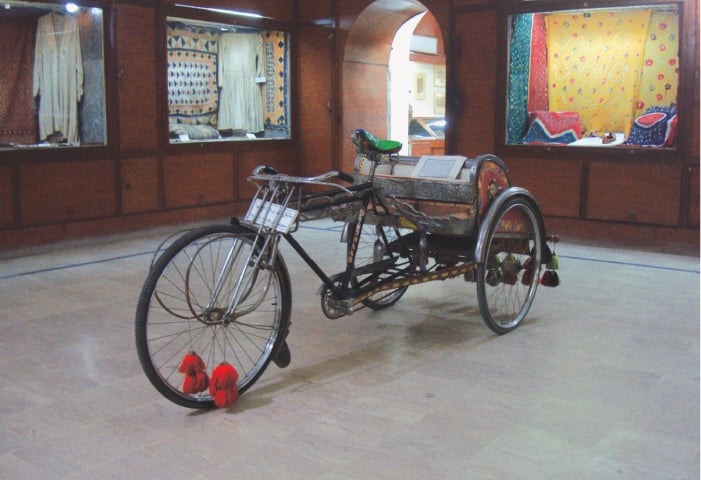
[297,0,333,24]
[341,62,389,171]
[506,158,581,218]
[689,165,699,227]
[453,0,492,6]
[121,157,160,214]
[163,153,234,209]
[298,25,335,177]
[19,160,116,225]
[451,10,497,156]
[586,162,680,226]
[0,165,14,227]
[693,0,700,160]
[116,4,158,152]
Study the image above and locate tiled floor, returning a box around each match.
[0,219,698,479]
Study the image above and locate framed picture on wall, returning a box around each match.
[434,65,445,87]
[434,92,445,115]
[415,73,425,100]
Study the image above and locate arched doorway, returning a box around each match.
[390,11,446,157]
[340,0,446,170]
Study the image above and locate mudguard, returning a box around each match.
[474,186,552,265]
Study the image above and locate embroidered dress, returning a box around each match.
[33,13,83,144]
[217,32,264,133]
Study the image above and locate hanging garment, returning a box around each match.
[33,12,83,144]
[217,32,264,133]
[0,16,37,144]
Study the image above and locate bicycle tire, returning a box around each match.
[351,222,409,310]
[476,196,542,334]
[135,224,291,408]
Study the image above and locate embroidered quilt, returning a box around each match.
[167,23,219,126]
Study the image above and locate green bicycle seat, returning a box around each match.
[353,129,402,154]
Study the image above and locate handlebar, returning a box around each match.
[253,165,280,175]
[249,165,356,191]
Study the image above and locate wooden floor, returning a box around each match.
[1,220,699,479]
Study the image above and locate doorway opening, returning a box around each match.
[390,11,446,157]
[341,1,446,168]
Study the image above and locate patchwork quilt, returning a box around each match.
[167,23,219,126]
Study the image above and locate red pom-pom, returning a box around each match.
[195,371,209,392]
[179,351,209,394]
[182,375,199,394]
[213,388,240,408]
[178,351,206,376]
[210,362,239,389]
[209,362,239,408]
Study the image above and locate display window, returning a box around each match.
[166,14,291,144]
[505,3,680,148]
[0,1,106,149]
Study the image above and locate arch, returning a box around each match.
[340,0,440,170]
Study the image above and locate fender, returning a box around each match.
[473,186,551,264]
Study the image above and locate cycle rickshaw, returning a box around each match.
[135,129,558,408]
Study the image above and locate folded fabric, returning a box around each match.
[521,111,582,145]
[169,124,221,140]
[625,105,677,147]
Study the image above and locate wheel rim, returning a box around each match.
[144,231,284,401]
[479,200,541,332]
[353,224,409,308]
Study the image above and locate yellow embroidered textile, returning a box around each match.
[262,31,288,127]
[546,9,652,136]
[636,10,679,116]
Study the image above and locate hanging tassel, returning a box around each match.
[540,270,560,287]
[209,362,240,408]
[195,371,209,391]
[539,234,561,287]
[178,351,206,376]
[521,257,535,285]
[178,351,209,394]
[501,254,520,285]
[502,271,518,285]
[182,371,210,394]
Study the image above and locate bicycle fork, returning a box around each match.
[208,185,296,320]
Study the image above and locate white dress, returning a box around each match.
[217,32,264,133]
[33,13,83,144]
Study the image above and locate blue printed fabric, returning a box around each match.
[625,105,677,147]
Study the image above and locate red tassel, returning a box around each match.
[178,351,206,376]
[214,389,240,408]
[182,375,199,394]
[209,362,240,408]
[195,371,209,391]
[179,351,209,394]
[521,258,534,285]
[540,270,560,287]
[502,271,518,285]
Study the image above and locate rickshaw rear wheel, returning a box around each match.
[476,196,543,334]
[351,223,409,310]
